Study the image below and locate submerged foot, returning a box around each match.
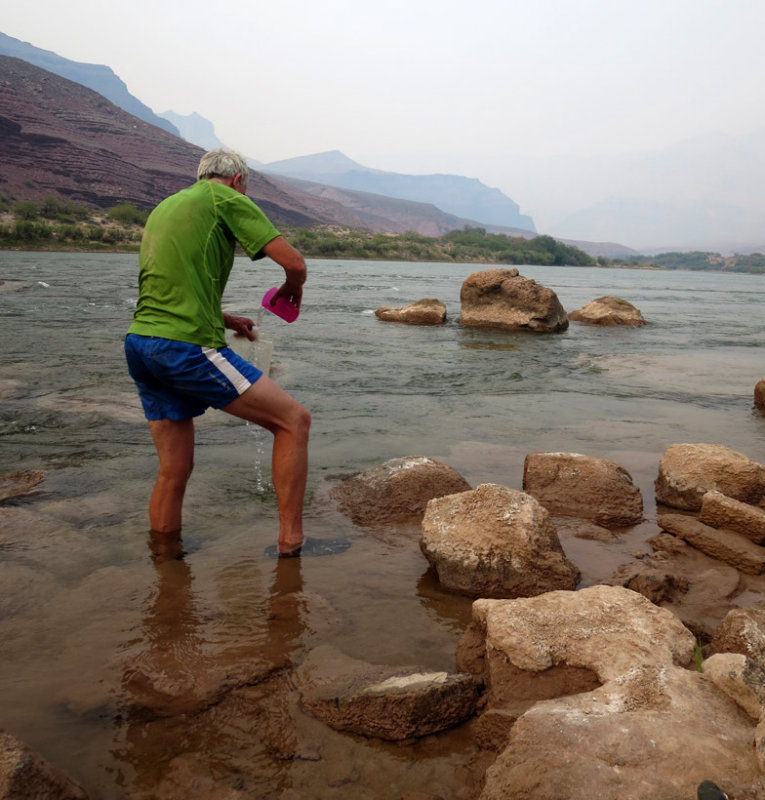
[264,536,350,559]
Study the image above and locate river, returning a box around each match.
[1,251,765,798]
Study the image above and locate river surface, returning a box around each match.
[1,251,765,798]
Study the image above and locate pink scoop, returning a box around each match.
[261,287,300,323]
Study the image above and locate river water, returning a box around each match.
[1,251,765,798]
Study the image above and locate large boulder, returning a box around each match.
[568,295,645,326]
[454,586,760,800]
[295,646,482,740]
[0,730,89,799]
[375,298,446,325]
[328,456,471,526]
[655,443,765,511]
[458,269,568,333]
[478,664,761,800]
[420,483,580,598]
[522,452,643,527]
[457,586,695,705]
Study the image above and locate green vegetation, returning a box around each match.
[0,197,144,250]
[1,202,764,273]
[612,250,765,274]
[284,226,597,266]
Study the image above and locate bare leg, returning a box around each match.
[222,376,310,554]
[147,418,195,533]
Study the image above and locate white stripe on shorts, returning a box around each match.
[202,347,252,395]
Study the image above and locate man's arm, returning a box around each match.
[262,236,307,308]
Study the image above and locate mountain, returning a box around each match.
[262,150,536,233]
[0,55,374,228]
[1,54,549,239]
[158,110,228,152]
[0,31,179,137]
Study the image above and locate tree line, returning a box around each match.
[1,196,764,273]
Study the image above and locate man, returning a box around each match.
[125,149,310,557]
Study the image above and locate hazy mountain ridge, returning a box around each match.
[262,150,536,233]
[0,32,179,137]
[158,109,229,153]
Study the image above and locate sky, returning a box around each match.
[4,0,765,245]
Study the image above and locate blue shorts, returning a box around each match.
[125,334,263,420]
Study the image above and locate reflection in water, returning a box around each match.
[114,531,308,798]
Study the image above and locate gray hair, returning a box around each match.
[197,149,249,187]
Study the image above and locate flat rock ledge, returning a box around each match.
[328,455,471,526]
[0,730,89,800]
[655,442,765,511]
[375,297,446,325]
[458,268,568,333]
[568,295,645,326]
[658,512,765,575]
[454,586,765,800]
[420,483,580,598]
[296,646,481,740]
[523,451,643,527]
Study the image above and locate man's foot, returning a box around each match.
[264,536,350,559]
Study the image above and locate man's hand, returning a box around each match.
[262,237,307,310]
[223,313,258,341]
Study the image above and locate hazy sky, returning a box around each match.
[4,0,765,239]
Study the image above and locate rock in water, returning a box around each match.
[458,269,568,332]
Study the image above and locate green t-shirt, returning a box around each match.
[128,180,279,348]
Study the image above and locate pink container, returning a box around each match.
[261,287,300,323]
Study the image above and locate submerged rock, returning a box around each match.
[755,377,765,413]
[523,451,643,527]
[375,298,446,325]
[458,269,568,333]
[328,455,471,526]
[655,443,765,511]
[420,483,580,598]
[296,646,481,740]
[0,469,44,503]
[568,295,645,326]
[0,730,89,799]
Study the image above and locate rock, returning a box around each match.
[568,295,645,326]
[755,378,765,413]
[522,451,643,527]
[375,298,446,325]
[478,665,758,800]
[328,456,471,526]
[702,653,765,720]
[658,512,765,575]
[296,646,482,740]
[0,730,89,799]
[420,483,580,598]
[709,608,765,669]
[0,469,44,503]
[699,490,765,544]
[456,586,695,712]
[458,269,568,333]
[610,541,741,638]
[655,443,765,511]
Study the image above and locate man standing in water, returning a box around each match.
[125,149,309,557]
